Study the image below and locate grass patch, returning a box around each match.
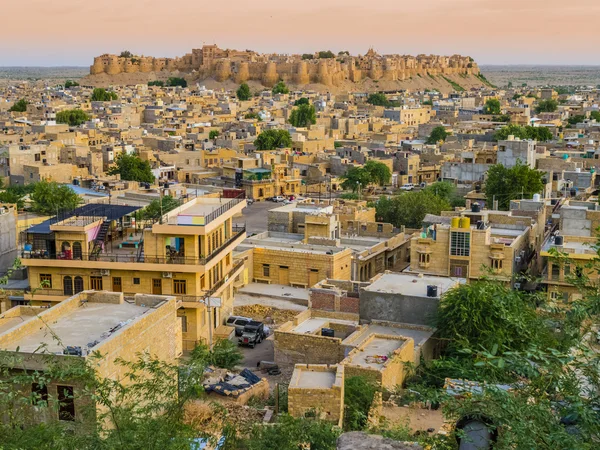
[475,73,496,88]
[441,75,464,92]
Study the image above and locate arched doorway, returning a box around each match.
[63,276,73,296]
[74,276,84,294]
[72,242,82,260]
[61,242,72,260]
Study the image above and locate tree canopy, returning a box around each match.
[423,181,465,207]
[494,124,553,142]
[426,126,449,144]
[590,111,600,121]
[56,109,89,126]
[236,82,252,101]
[254,129,292,150]
[30,181,82,215]
[484,161,544,210]
[288,104,316,128]
[535,99,558,113]
[294,98,309,106]
[167,77,187,87]
[64,80,79,88]
[107,153,155,183]
[148,80,164,87]
[376,191,451,228]
[366,93,393,107]
[363,160,391,186]
[91,88,118,101]
[272,81,289,95]
[317,50,335,59]
[340,167,372,192]
[209,130,220,140]
[141,195,181,221]
[8,99,27,112]
[483,98,501,115]
[120,50,133,58]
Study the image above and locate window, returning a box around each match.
[63,276,73,296]
[419,253,430,265]
[57,386,75,421]
[90,276,103,290]
[31,383,48,405]
[450,232,471,256]
[74,276,84,294]
[181,315,188,333]
[40,274,52,288]
[491,259,503,270]
[133,277,140,285]
[174,279,187,295]
[263,264,270,277]
[377,224,383,233]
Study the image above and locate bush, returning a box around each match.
[9,99,27,112]
[190,339,243,370]
[318,50,335,59]
[254,129,292,150]
[64,80,79,88]
[148,81,164,87]
[236,82,252,101]
[91,88,117,101]
[167,77,187,88]
[56,109,89,126]
[272,81,289,95]
[209,130,220,140]
[344,376,378,431]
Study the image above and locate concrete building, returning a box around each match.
[497,138,537,168]
[0,203,18,272]
[0,290,181,426]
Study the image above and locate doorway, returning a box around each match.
[112,277,122,292]
[279,266,289,285]
[309,269,320,287]
[152,279,162,295]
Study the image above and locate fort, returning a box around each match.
[89,45,481,88]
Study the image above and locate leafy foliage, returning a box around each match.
[483,98,501,115]
[289,104,316,128]
[107,153,155,183]
[167,77,187,88]
[56,109,89,126]
[294,97,309,106]
[244,112,261,121]
[254,129,292,150]
[423,181,465,207]
[363,160,391,186]
[148,80,164,87]
[64,80,79,88]
[301,54,314,60]
[426,126,449,144]
[568,114,586,125]
[141,195,181,221]
[494,124,553,141]
[375,191,451,228]
[190,339,243,370]
[30,181,82,215]
[91,88,118,101]
[236,83,252,101]
[591,111,600,121]
[340,167,372,192]
[209,130,220,140]
[272,81,289,95]
[9,98,27,112]
[484,161,544,210]
[344,376,378,431]
[366,93,391,107]
[317,50,335,59]
[120,50,133,58]
[535,99,558,113]
[0,183,35,210]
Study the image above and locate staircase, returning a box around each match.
[136,240,144,263]
[90,220,111,260]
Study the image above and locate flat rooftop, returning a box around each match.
[0,317,27,335]
[294,368,337,389]
[363,273,459,297]
[345,336,405,369]
[238,232,347,255]
[6,302,150,353]
[542,239,596,255]
[291,317,357,334]
[343,323,434,348]
[178,198,232,217]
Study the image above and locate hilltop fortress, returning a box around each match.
[89,45,482,90]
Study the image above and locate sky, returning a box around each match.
[2,0,600,66]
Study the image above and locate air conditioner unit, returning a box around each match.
[162,272,173,278]
[100,269,110,276]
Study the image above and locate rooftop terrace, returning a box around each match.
[364,273,459,297]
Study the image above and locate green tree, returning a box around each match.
[423,181,465,207]
[244,112,261,121]
[535,99,558,113]
[148,80,164,87]
[484,161,543,210]
[366,93,390,107]
[91,88,117,101]
[120,50,133,58]
[590,111,600,121]
[107,153,155,183]
[141,195,181,221]
[272,81,289,95]
[294,98,309,106]
[288,104,316,128]
[190,339,243,370]
[236,83,252,101]
[568,115,586,125]
[483,98,501,115]
[492,114,511,122]
[30,181,82,215]
[64,80,79,88]
[317,50,335,59]
[376,191,451,228]
[209,130,220,139]
[364,160,391,186]
[343,376,378,431]
[56,109,90,126]
[301,54,314,60]
[254,129,292,150]
[9,99,27,112]
[167,77,187,88]
[494,125,552,142]
[341,167,372,192]
[426,126,449,145]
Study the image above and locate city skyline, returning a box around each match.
[2,0,599,66]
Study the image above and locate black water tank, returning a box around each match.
[570,188,577,197]
[471,203,481,213]
[550,199,557,205]
[427,285,438,297]
[321,328,334,337]
[555,235,564,246]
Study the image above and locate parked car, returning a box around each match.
[400,183,415,191]
[273,195,285,202]
[246,198,255,205]
[238,321,266,348]
[226,316,252,336]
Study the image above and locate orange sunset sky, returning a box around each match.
[1,0,599,66]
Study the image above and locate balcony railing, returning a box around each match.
[159,195,245,226]
[176,259,245,302]
[20,226,246,266]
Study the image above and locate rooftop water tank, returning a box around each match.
[533,193,541,202]
[426,285,438,298]
[451,217,460,228]
[555,235,564,246]
[460,217,471,229]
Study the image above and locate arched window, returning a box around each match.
[72,242,82,260]
[63,276,73,296]
[74,276,84,294]
[61,242,72,260]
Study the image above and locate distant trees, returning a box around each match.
[91,88,117,101]
[484,161,544,210]
[590,111,600,121]
[8,99,27,112]
[166,77,187,88]
[535,99,558,113]
[494,124,553,142]
[568,115,586,126]
[483,98,501,115]
[364,160,391,186]
[209,130,220,139]
[301,54,314,60]
[30,181,82,215]
[254,129,292,150]
[492,114,511,123]
[376,191,451,228]
[317,50,335,59]
[272,81,289,95]
[426,126,449,145]
[341,161,391,191]
[294,98,309,106]
[141,195,181,221]
[119,50,133,58]
[423,181,466,207]
[64,80,79,88]
[244,112,261,121]
[148,81,164,87]
[366,93,391,107]
[56,109,89,126]
[107,153,155,183]
[288,103,316,128]
[236,82,252,101]
[0,183,35,210]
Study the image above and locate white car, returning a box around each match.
[273,195,286,202]
[400,183,415,191]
